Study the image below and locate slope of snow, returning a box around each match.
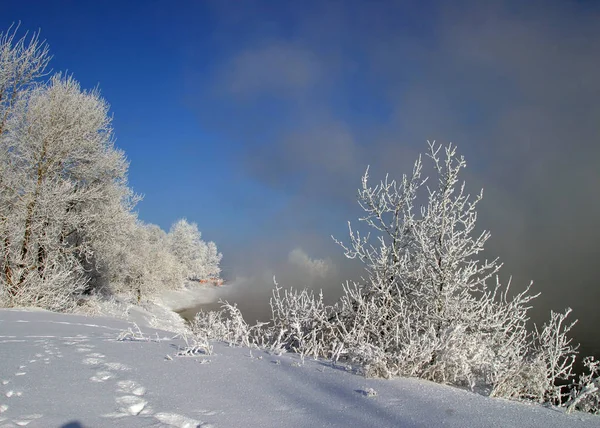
[0,309,597,428]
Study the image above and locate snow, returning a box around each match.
[0,309,598,428]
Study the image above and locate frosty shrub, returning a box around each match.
[267,280,336,359]
[567,357,600,414]
[191,301,265,348]
[332,141,578,400]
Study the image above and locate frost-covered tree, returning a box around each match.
[101,220,186,302]
[1,27,51,304]
[0,25,50,134]
[0,26,226,309]
[168,219,222,281]
[0,27,135,310]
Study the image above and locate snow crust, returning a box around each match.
[0,309,598,428]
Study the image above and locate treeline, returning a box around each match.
[0,27,221,311]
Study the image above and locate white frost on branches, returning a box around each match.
[331,142,577,401]
[567,356,600,414]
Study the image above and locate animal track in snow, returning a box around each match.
[14,372,26,376]
[5,390,22,398]
[0,404,8,413]
[1,380,8,385]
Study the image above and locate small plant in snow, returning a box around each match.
[267,279,335,359]
[357,387,377,397]
[177,336,213,357]
[191,300,266,348]
[117,323,159,342]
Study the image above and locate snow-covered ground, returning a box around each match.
[0,309,598,428]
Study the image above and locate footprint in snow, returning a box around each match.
[115,395,147,416]
[195,409,219,416]
[154,412,210,428]
[5,390,22,398]
[90,371,113,383]
[11,413,43,426]
[116,380,146,396]
[14,372,26,376]
[82,357,104,366]
[104,362,130,371]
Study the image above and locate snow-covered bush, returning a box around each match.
[331,141,579,400]
[567,357,600,414]
[267,280,336,359]
[191,301,265,348]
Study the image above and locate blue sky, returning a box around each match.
[1,2,264,243]
[0,1,404,257]
[2,1,600,346]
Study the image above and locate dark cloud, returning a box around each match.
[187,0,600,358]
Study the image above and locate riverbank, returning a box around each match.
[2,308,598,428]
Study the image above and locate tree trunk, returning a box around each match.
[18,140,49,286]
